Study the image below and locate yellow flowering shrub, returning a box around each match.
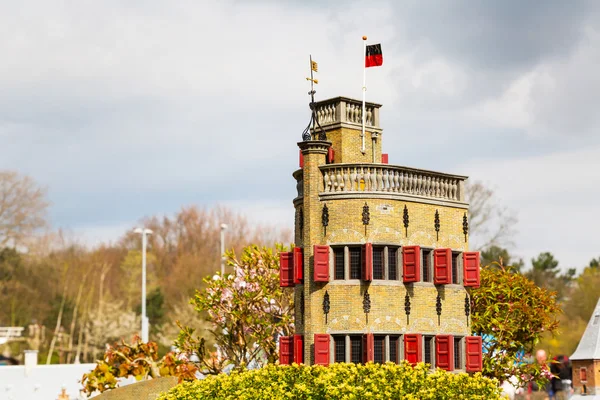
[158,362,502,400]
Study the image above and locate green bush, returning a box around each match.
[158,362,502,400]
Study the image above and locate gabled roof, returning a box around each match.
[571,297,600,361]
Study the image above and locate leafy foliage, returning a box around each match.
[158,362,502,400]
[175,245,294,374]
[471,262,561,386]
[81,337,197,397]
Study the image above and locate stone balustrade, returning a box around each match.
[313,97,381,129]
[320,164,466,203]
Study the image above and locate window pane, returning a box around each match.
[388,248,398,280]
[374,336,385,363]
[452,253,459,284]
[389,336,399,363]
[334,248,345,280]
[454,337,461,369]
[373,247,384,280]
[334,335,346,363]
[349,248,361,279]
[424,336,434,366]
[350,336,362,364]
[422,249,431,282]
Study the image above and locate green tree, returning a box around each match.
[480,245,524,273]
[176,244,294,374]
[136,288,165,334]
[525,252,575,301]
[471,262,561,386]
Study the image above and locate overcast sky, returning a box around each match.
[1,1,599,271]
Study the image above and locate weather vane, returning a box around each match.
[302,55,326,141]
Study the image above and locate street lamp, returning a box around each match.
[134,227,153,342]
[220,223,227,275]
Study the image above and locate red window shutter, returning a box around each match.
[362,243,373,281]
[279,336,293,365]
[435,335,454,371]
[463,252,480,288]
[434,248,452,285]
[293,247,304,284]
[279,252,294,287]
[404,334,422,366]
[293,334,304,364]
[314,334,330,366]
[327,147,335,163]
[299,151,304,168]
[363,333,374,363]
[465,336,483,372]
[402,246,421,283]
[382,153,388,164]
[313,245,330,282]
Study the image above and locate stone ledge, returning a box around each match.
[319,192,469,210]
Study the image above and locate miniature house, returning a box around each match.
[570,297,600,398]
[278,97,482,371]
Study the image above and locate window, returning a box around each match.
[349,247,362,279]
[334,335,346,363]
[422,249,432,282]
[389,335,400,363]
[454,337,462,369]
[374,336,385,363]
[331,334,403,364]
[332,245,399,281]
[350,336,362,363]
[334,247,345,280]
[388,248,398,280]
[373,247,385,279]
[452,252,460,284]
[424,336,435,366]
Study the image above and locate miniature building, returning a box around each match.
[570,297,600,398]
[278,97,482,371]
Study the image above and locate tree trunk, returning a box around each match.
[66,273,88,363]
[46,280,69,364]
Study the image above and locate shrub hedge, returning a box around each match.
[158,362,502,400]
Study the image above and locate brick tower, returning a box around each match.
[278,97,483,372]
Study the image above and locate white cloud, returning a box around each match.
[461,145,600,271]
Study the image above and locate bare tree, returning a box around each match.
[466,180,517,250]
[0,171,49,247]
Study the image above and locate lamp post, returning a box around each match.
[134,228,153,342]
[220,223,227,275]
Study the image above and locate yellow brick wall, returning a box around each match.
[296,125,471,365]
[326,127,382,164]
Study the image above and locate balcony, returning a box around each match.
[318,163,467,208]
[313,97,382,130]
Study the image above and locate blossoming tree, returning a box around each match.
[176,244,294,374]
[471,260,560,387]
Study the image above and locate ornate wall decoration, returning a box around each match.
[323,291,330,323]
[363,290,371,323]
[362,202,370,225]
[403,205,409,237]
[434,210,440,241]
[436,294,442,317]
[404,293,411,316]
[322,204,329,235]
[463,212,469,243]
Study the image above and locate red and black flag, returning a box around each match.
[365,44,383,68]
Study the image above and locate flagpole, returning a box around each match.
[361,36,367,154]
